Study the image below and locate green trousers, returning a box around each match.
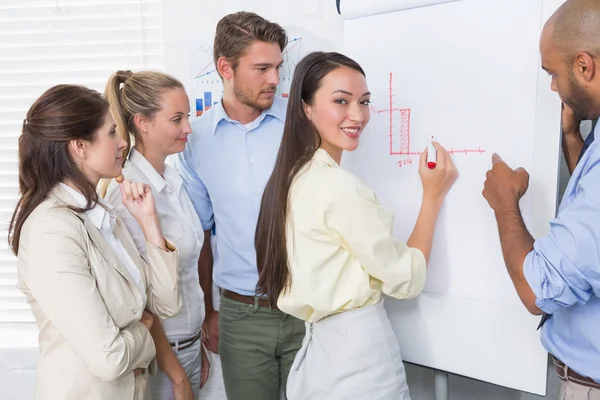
[219,294,305,400]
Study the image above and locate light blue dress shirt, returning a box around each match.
[524,123,600,383]
[175,97,287,296]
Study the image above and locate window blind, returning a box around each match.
[0,0,164,324]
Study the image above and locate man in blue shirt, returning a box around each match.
[482,1,600,398]
[176,12,304,400]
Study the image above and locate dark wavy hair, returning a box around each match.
[8,84,109,255]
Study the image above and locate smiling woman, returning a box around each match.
[255,51,459,400]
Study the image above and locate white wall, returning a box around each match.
[1,324,38,399]
[0,0,566,399]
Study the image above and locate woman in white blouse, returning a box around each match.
[255,52,459,400]
[103,70,214,400]
[11,84,180,400]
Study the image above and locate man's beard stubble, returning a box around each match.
[565,70,597,121]
[233,80,276,111]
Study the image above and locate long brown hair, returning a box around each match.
[8,85,109,255]
[255,52,366,305]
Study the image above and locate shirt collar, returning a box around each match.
[163,161,183,196]
[128,148,168,192]
[211,96,287,134]
[59,182,114,231]
[312,148,340,168]
[582,119,600,157]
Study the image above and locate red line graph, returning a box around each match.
[378,72,485,157]
[282,38,302,57]
[195,61,214,79]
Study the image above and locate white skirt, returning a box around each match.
[286,301,411,400]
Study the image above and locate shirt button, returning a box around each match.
[250,158,255,164]
[132,310,139,315]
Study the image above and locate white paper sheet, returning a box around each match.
[339,0,461,20]
[342,0,547,306]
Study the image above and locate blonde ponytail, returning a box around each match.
[106,70,135,162]
[98,70,134,197]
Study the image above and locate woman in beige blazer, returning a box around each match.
[9,84,181,400]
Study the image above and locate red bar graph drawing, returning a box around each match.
[380,73,486,157]
[399,108,411,155]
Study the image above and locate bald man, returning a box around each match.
[482,1,600,399]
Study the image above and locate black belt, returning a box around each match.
[169,331,202,352]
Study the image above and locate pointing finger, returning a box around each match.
[492,153,503,164]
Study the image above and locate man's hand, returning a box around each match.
[482,154,529,211]
[561,102,586,175]
[561,102,582,137]
[201,311,220,354]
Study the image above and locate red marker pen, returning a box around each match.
[427,137,437,169]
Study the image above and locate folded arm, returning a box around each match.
[21,211,155,381]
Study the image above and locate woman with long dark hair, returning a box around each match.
[10,84,181,399]
[255,52,458,399]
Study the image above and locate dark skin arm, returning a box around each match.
[561,103,584,175]
[199,229,219,353]
[482,154,543,315]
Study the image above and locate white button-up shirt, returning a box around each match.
[59,182,148,306]
[106,149,205,341]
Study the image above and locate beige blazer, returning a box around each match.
[17,185,181,400]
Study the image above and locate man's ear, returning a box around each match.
[217,56,234,81]
[574,51,596,82]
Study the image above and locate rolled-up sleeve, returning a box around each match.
[174,142,214,231]
[324,171,426,299]
[523,165,600,314]
[143,238,181,318]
